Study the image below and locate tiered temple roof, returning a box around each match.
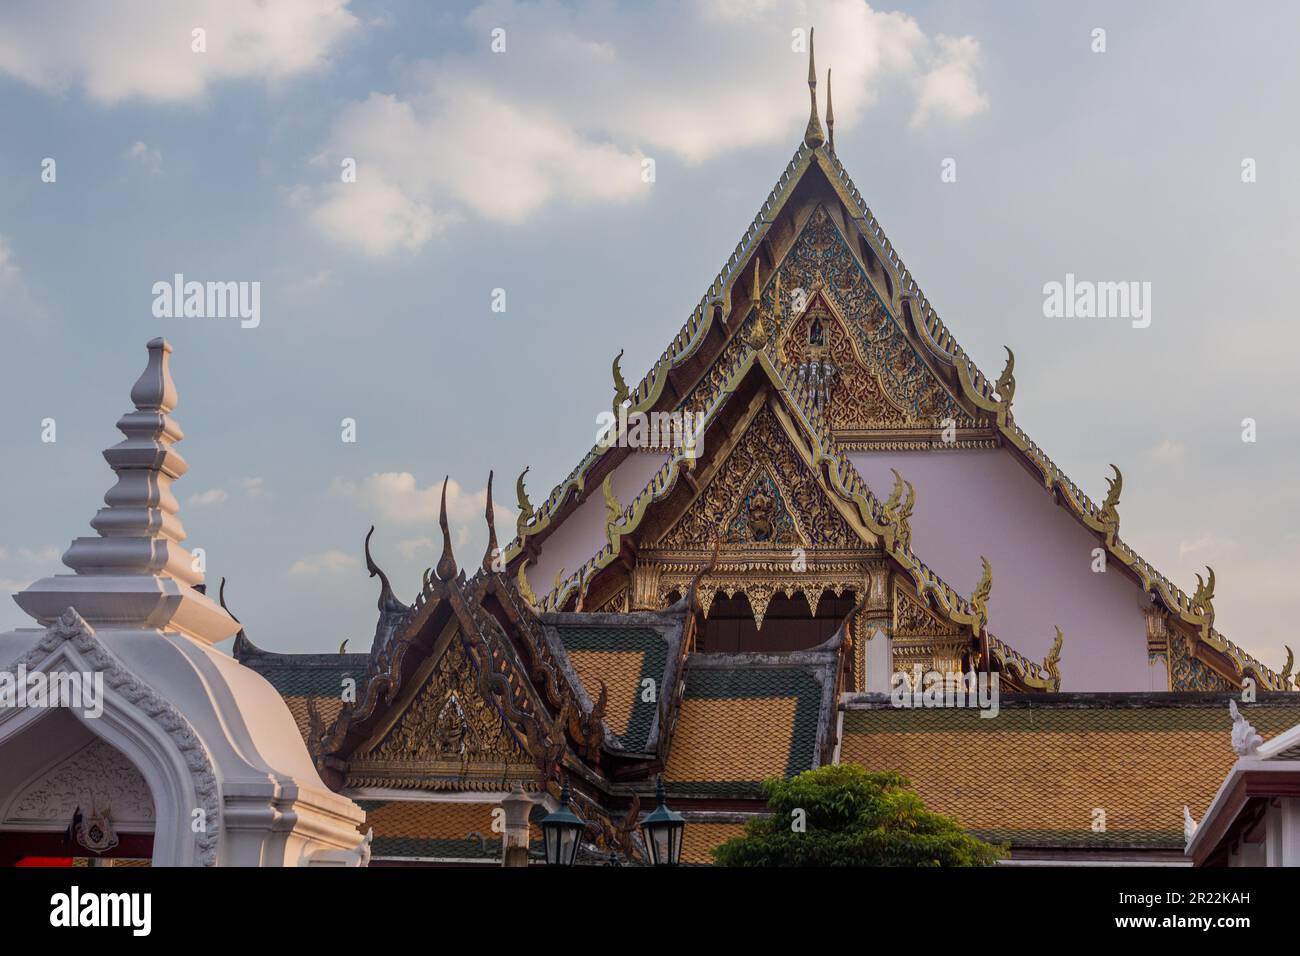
[238,39,1296,865]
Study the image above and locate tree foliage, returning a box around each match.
[711,764,1006,867]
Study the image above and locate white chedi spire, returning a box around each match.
[63,337,200,582]
[14,338,238,643]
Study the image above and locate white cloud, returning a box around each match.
[234,477,266,497]
[910,35,990,128]
[0,235,43,325]
[187,479,263,508]
[188,488,230,507]
[286,271,334,296]
[288,549,358,575]
[397,537,434,559]
[0,236,20,283]
[5,546,61,564]
[125,141,162,174]
[1177,535,1238,562]
[0,0,358,104]
[304,0,989,255]
[329,472,515,530]
[1146,439,1187,466]
[0,544,62,598]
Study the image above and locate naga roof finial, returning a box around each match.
[1044,626,1064,691]
[825,67,834,151]
[994,346,1015,409]
[612,349,629,412]
[803,28,826,149]
[483,470,499,573]
[364,525,405,614]
[515,466,534,534]
[1100,464,1122,544]
[1192,566,1215,640]
[435,476,457,582]
[970,556,993,630]
[516,557,539,611]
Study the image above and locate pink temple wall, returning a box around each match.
[848,448,1160,691]
[523,452,669,599]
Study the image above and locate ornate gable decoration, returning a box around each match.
[367,636,529,766]
[681,205,985,449]
[656,405,860,552]
[893,583,961,637]
[723,467,804,548]
[777,283,912,432]
[349,631,538,790]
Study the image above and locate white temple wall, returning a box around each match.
[849,447,1153,691]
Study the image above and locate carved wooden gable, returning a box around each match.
[348,632,536,790]
[680,205,985,446]
[655,404,862,552]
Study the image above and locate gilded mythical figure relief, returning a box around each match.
[656,405,859,551]
[368,637,529,764]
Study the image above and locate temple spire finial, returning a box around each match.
[825,68,834,151]
[803,28,826,149]
[435,476,458,582]
[483,470,499,573]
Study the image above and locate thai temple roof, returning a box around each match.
[234,35,1296,866]
[842,693,1300,853]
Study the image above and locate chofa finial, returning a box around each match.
[435,476,457,582]
[825,68,834,151]
[483,470,499,573]
[803,28,826,149]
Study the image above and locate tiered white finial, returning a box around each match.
[14,339,238,643]
[62,338,200,583]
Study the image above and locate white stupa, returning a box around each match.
[0,338,368,866]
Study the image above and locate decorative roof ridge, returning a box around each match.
[843,690,1300,710]
[239,649,370,667]
[820,147,1287,691]
[535,349,999,659]
[985,632,1052,690]
[684,648,838,669]
[503,144,816,560]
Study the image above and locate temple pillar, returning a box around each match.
[501,783,534,867]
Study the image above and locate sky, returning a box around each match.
[0,0,1297,673]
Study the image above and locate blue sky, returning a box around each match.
[1,0,1297,672]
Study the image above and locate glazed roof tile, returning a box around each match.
[839,693,1300,849]
[664,650,837,795]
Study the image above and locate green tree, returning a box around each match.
[712,764,1005,867]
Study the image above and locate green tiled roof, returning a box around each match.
[252,663,363,698]
[684,665,823,778]
[842,701,1300,736]
[554,623,669,752]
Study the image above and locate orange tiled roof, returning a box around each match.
[358,799,542,861]
[840,694,1300,849]
[680,821,750,865]
[664,656,834,795]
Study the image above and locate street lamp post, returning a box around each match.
[639,776,685,866]
[540,777,585,866]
